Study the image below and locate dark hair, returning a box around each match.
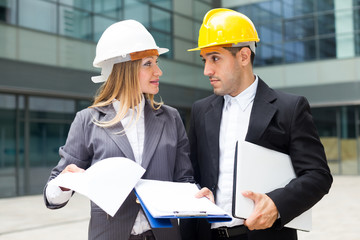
[223,46,255,66]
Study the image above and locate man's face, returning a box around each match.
[200,47,242,97]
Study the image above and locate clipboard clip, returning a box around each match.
[173,211,207,217]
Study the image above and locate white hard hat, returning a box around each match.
[91,20,169,83]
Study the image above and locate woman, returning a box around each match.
[44,20,196,240]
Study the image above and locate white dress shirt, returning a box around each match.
[212,76,258,229]
[46,95,151,235]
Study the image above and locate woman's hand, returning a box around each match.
[195,187,215,203]
[59,164,85,191]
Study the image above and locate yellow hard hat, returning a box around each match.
[188,8,260,51]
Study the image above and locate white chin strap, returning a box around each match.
[232,41,256,54]
[91,64,114,83]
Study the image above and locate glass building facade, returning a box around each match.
[229,0,360,176]
[1,0,360,198]
[0,0,215,197]
[233,0,360,66]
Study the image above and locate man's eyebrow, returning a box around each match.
[200,51,219,58]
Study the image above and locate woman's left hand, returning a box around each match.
[195,187,215,203]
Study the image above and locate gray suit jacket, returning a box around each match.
[44,100,194,240]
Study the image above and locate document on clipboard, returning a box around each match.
[135,179,232,228]
[232,140,312,232]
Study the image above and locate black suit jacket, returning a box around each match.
[181,78,332,240]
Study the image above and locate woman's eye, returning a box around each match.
[144,61,152,66]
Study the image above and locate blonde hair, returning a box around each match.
[89,60,163,129]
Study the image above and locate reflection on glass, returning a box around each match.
[151,30,172,58]
[312,107,340,174]
[94,0,122,18]
[0,0,17,24]
[283,0,315,18]
[317,0,334,12]
[284,17,315,41]
[318,13,335,35]
[194,1,211,21]
[319,37,336,59]
[59,6,92,40]
[124,0,149,27]
[19,0,57,33]
[284,40,316,62]
[149,0,172,10]
[0,93,17,197]
[151,7,171,33]
[94,16,116,42]
[29,96,75,120]
[59,0,91,11]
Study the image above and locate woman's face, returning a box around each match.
[139,56,162,95]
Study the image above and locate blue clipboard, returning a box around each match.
[135,191,232,228]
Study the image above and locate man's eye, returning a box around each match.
[212,56,219,62]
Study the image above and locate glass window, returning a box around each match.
[29,96,75,120]
[354,8,360,31]
[317,0,334,12]
[283,0,315,18]
[76,99,92,111]
[284,17,315,41]
[355,32,360,56]
[94,0,122,18]
[284,39,316,63]
[28,121,71,194]
[59,6,92,40]
[258,21,282,44]
[93,16,116,42]
[151,30,172,58]
[319,37,336,59]
[317,13,335,35]
[340,106,358,175]
[0,0,17,24]
[257,43,283,66]
[174,15,193,40]
[151,7,171,33]
[124,0,149,28]
[312,107,340,174]
[59,0,91,11]
[193,1,210,21]
[149,0,172,10]
[0,93,17,197]
[19,0,57,33]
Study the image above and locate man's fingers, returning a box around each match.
[242,192,278,230]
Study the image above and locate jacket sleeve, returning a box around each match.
[267,96,333,228]
[43,110,92,209]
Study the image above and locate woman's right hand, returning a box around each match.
[59,164,85,191]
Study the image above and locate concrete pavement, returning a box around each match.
[0,176,359,240]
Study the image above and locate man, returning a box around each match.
[181,8,332,240]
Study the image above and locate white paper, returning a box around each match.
[49,157,146,217]
[135,179,230,218]
[233,141,312,231]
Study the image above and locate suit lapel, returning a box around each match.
[204,96,224,169]
[246,78,277,143]
[97,105,136,161]
[142,101,165,169]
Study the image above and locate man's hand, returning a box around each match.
[242,191,278,230]
[59,164,85,191]
[195,187,215,203]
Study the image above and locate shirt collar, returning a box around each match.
[112,94,145,118]
[223,75,258,112]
